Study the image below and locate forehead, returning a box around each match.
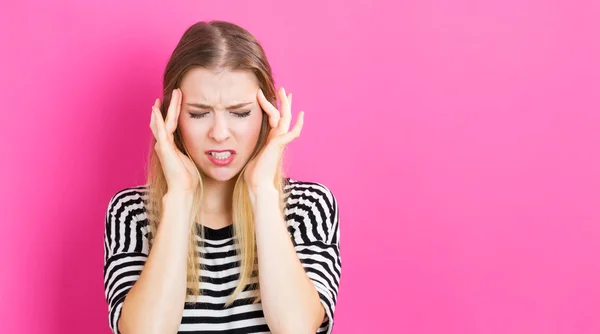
[180,67,259,105]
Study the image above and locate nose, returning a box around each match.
[208,112,231,142]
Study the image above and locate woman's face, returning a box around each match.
[178,67,264,183]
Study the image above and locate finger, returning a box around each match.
[167,88,181,134]
[149,105,158,140]
[151,98,163,142]
[257,88,280,128]
[152,106,168,144]
[165,89,178,134]
[278,87,292,133]
[258,88,280,128]
[173,88,182,132]
[286,93,293,131]
[278,111,304,145]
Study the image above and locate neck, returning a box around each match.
[201,177,236,214]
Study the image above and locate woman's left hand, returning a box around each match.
[244,87,304,195]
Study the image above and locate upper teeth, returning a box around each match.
[211,152,232,159]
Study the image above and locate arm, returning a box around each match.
[116,191,193,334]
[247,88,341,332]
[252,186,325,334]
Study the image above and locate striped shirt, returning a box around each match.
[103,177,341,333]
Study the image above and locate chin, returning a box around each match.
[202,165,241,183]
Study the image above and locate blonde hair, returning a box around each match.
[143,21,288,306]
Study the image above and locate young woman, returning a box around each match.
[103,21,341,334]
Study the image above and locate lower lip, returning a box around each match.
[207,153,235,166]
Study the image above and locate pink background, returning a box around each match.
[1,0,599,333]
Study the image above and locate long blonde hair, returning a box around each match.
[143,21,288,306]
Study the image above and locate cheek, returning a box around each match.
[235,118,263,150]
[177,120,205,148]
[236,122,261,142]
[249,113,265,138]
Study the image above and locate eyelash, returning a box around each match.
[190,111,251,119]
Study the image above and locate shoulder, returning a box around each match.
[105,184,149,223]
[107,184,148,208]
[104,185,152,260]
[284,177,338,211]
[284,177,340,244]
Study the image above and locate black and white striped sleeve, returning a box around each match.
[285,181,342,334]
[103,187,150,334]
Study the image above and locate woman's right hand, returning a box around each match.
[150,88,199,194]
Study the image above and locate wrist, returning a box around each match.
[249,185,279,199]
[163,190,195,206]
[249,186,279,208]
[162,191,196,229]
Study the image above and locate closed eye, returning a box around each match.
[189,112,209,119]
[233,110,252,118]
[189,111,252,119]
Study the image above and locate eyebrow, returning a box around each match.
[186,102,254,109]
